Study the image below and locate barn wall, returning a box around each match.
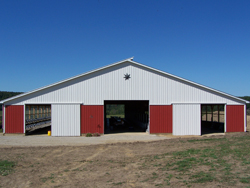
[81,105,104,134]
[51,104,80,136]
[5,62,243,106]
[150,105,172,133]
[226,105,245,132]
[2,105,4,132]
[5,105,24,134]
[173,104,201,135]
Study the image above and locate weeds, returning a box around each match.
[136,135,250,186]
[40,173,55,183]
[0,160,15,176]
[191,171,215,183]
[86,132,101,137]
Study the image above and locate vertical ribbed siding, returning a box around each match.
[81,105,104,134]
[51,104,80,136]
[5,105,24,134]
[173,104,201,135]
[6,62,242,106]
[226,105,244,132]
[2,105,4,133]
[150,105,172,133]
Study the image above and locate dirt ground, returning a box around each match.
[0,116,249,188]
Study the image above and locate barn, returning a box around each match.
[1,57,248,136]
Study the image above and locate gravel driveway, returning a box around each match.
[0,133,169,147]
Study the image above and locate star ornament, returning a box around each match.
[124,73,131,80]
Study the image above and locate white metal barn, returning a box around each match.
[0,57,248,136]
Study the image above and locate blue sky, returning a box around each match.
[0,0,249,96]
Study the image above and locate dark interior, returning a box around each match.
[201,104,225,135]
[104,100,149,134]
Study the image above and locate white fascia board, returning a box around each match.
[24,102,83,104]
[172,103,224,104]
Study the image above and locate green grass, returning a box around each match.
[0,160,15,176]
[138,135,250,186]
[112,182,125,185]
[40,173,55,183]
[188,138,227,142]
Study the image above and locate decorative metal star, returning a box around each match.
[124,73,131,80]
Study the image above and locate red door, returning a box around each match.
[150,105,172,133]
[226,105,245,132]
[81,105,104,134]
[5,105,24,134]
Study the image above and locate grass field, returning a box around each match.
[1,132,250,187]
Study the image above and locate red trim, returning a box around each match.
[226,105,244,132]
[5,105,24,133]
[81,105,104,134]
[150,105,172,133]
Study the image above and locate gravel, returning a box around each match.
[0,133,169,147]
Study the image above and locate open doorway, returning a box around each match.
[201,104,225,135]
[25,104,51,135]
[104,101,149,134]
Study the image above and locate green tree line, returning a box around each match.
[0,91,23,101]
[239,96,250,109]
[0,91,23,113]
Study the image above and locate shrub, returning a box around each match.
[93,132,100,137]
[86,133,92,137]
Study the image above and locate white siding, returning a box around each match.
[173,104,201,135]
[51,104,80,136]
[6,62,243,106]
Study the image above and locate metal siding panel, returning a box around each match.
[81,105,104,134]
[173,104,200,135]
[5,105,24,133]
[226,105,244,132]
[51,104,80,136]
[150,105,172,133]
[6,63,244,106]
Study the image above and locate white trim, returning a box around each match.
[172,102,227,105]
[223,104,244,105]
[224,104,227,133]
[148,101,150,134]
[3,105,5,134]
[0,57,248,104]
[23,105,26,134]
[244,104,246,132]
[24,102,83,105]
[50,103,83,105]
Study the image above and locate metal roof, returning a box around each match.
[0,57,249,104]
